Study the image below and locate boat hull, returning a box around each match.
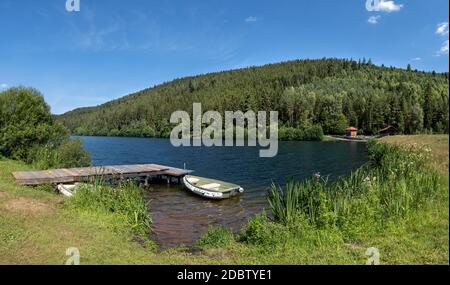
[57,184,77,197]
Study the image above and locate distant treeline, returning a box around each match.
[56,58,449,140]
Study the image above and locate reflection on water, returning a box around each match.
[77,136,368,247]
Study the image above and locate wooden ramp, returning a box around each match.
[12,164,193,186]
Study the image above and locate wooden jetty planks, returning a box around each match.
[12,163,193,185]
[149,164,190,177]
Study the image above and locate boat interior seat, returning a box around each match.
[200,183,221,190]
[187,177,200,184]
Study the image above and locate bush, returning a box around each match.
[240,212,288,249]
[196,226,235,247]
[55,139,91,168]
[28,139,91,169]
[0,87,91,168]
[0,87,68,160]
[278,127,302,141]
[279,125,324,141]
[301,125,324,141]
[66,180,151,237]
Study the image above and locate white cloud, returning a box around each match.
[434,22,449,56]
[377,0,403,13]
[0,83,8,89]
[409,57,421,62]
[245,16,257,23]
[436,40,449,56]
[436,22,449,36]
[368,15,381,24]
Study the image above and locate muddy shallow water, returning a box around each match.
[143,183,266,247]
[78,136,368,247]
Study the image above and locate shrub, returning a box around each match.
[66,180,151,237]
[278,125,324,141]
[240,212,288,249]
[278,127,302,141]
[0,87,69,160]
[301,125,324,141]
[28,139,91,169]
[0,87,91,168]
[55,139,91,168]
[196,226,235,247]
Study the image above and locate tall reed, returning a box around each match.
[268,140,444,235]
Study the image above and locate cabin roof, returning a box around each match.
[345,127,358,131]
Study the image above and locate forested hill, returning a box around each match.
[57,58,449,139]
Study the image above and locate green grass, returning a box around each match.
[64,180,151,237]
[256,139,448,263]
[0,135,448,264]
[380,135,449,175]
[196,226,235,248]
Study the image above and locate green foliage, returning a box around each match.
[66,180,151,237]
[279,125,324,141]
[196,226,235,248]
[266,141,445,243]
[54,139,91,168]
[0,87,91,169]
[57,59,449,138]
[301,125,324,141]
[28,139,91,170]
[269,178,336,228]
[240,211,289,249]
[0,87,67,160]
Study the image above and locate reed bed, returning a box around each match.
[266,140,445,241]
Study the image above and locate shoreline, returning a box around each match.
[324,135,372,142]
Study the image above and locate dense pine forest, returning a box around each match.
[57,58,449,140]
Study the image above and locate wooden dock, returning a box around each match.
[12,164,193,186]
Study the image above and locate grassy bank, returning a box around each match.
[243,137,448,264]
[0,135,448,264]
[380,135,449,175]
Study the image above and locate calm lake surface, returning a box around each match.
[77,136,368,247]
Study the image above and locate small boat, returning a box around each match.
[182,175,244,200]
[57,184,78,197]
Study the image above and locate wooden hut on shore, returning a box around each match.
[345,127,358,138]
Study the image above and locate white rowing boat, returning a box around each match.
[182,175,244,200]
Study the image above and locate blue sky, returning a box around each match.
[0,0,448,114]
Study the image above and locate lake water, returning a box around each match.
[77,136,368,247]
